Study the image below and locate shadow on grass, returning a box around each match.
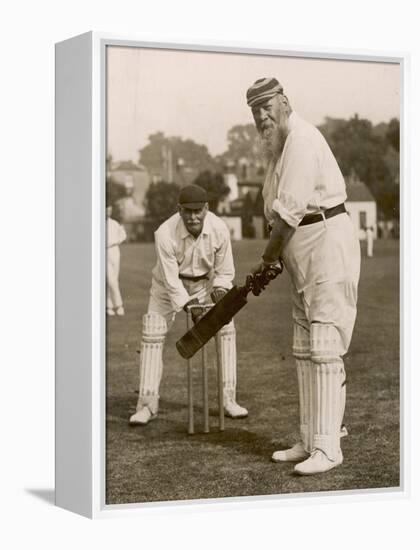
[108,394,291,462]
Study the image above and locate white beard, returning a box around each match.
[258,114,289,164]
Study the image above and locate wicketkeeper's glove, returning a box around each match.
[184,298,209,324]
[211,287,228,303]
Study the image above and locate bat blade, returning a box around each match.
[176,286,248,359]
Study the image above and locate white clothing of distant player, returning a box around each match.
[366,226,374,258]
[106,216,126,314]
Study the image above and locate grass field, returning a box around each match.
[106,238,400,505]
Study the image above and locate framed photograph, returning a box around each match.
[55,33,406,518]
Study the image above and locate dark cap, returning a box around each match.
[178,185,208,208]
[246,77,283,107]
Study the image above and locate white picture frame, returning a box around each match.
[55,32,408,519]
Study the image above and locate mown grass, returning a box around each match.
[106,239,400,504]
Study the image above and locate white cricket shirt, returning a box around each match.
[107,217,127,248]
[263,111,347,228]
[152,211,235,311]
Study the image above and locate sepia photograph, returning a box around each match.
[105,45,400,505]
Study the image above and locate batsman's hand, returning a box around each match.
[211,287,228,303]
[246,261,283,296]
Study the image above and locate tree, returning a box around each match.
[139,132,216,182]
[317,117,347,146]
[318,115,399,219]
[386,118,400,152]
[145,181,180,222]
[225,124,259,160]
[193,171,230,212]
[106,174,125,207]
[216,124,263,177]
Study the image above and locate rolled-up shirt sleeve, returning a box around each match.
[154,233,190,311]
[213,229,235,289]
[272,134,318,227]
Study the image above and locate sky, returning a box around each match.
[107,46,400,162]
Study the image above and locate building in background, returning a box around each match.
[110,160,150,215]
[108,160,151,241]
[107,148,382,244]
[345,173,377,240]
[217,169,379,243]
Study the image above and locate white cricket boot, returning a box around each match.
[272,442,309,463]
[224,398,248,418]
[294,449,343,475]
[129,405,157,425]
[271,426,348,463]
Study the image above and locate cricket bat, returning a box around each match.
[176,265,282,359]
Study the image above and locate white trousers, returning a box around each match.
[285,213,361,460]
[107,246,123,309]
[284,213,360,354]
[367,234,374,257]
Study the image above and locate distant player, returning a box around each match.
[106,205,127,316]
[246,78,361,474]
[129,185,248,425]
[366,225,374,257]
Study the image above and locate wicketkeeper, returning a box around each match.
[129,185,248,425]
[246,78,361,474]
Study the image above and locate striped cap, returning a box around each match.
[246,77,283,107]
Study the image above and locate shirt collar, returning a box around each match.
[201,214,210,236]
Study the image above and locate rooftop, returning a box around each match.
[112,160,146,172]
[345,177,375,202]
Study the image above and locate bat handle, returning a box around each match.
[266,260,284,278]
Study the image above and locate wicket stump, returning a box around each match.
[186,304,225,434]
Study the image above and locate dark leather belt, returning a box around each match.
[299,203,347,227]
[179,273,209,282]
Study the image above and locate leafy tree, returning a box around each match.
[318,115,399,219]
[193,171,230,212]
[216,124,263,177]
[386,118,400,152]
[139,132,216,181]
[316,117,347,146]
[145,181,180,221]
[106,175,125,207]
[225,124,259,160]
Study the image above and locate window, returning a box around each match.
[359,211,367,230]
